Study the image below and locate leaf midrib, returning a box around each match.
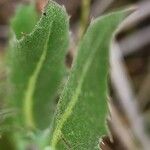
[23,22,53,129]
[51,28,107,148]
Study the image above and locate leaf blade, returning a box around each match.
[11,4,38,39]
[8,1,69,129]
[50,10,129,150]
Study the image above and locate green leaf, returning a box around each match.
[50,10,129,150]
[11,3,38,39]
[8,1,69,129]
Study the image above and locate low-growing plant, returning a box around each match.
[0,1,131,150]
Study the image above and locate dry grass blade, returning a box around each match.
[108,2,150,150]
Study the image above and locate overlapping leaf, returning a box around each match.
[11,4,38,39]
[50,10,129,150]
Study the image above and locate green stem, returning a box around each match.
[79,0,91,39]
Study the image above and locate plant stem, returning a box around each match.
[79,0,91,39]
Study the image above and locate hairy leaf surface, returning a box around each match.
[50,10,129,150]
[8,1,69,129]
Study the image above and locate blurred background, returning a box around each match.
[0,0,140,52]
[0,0,150,150]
